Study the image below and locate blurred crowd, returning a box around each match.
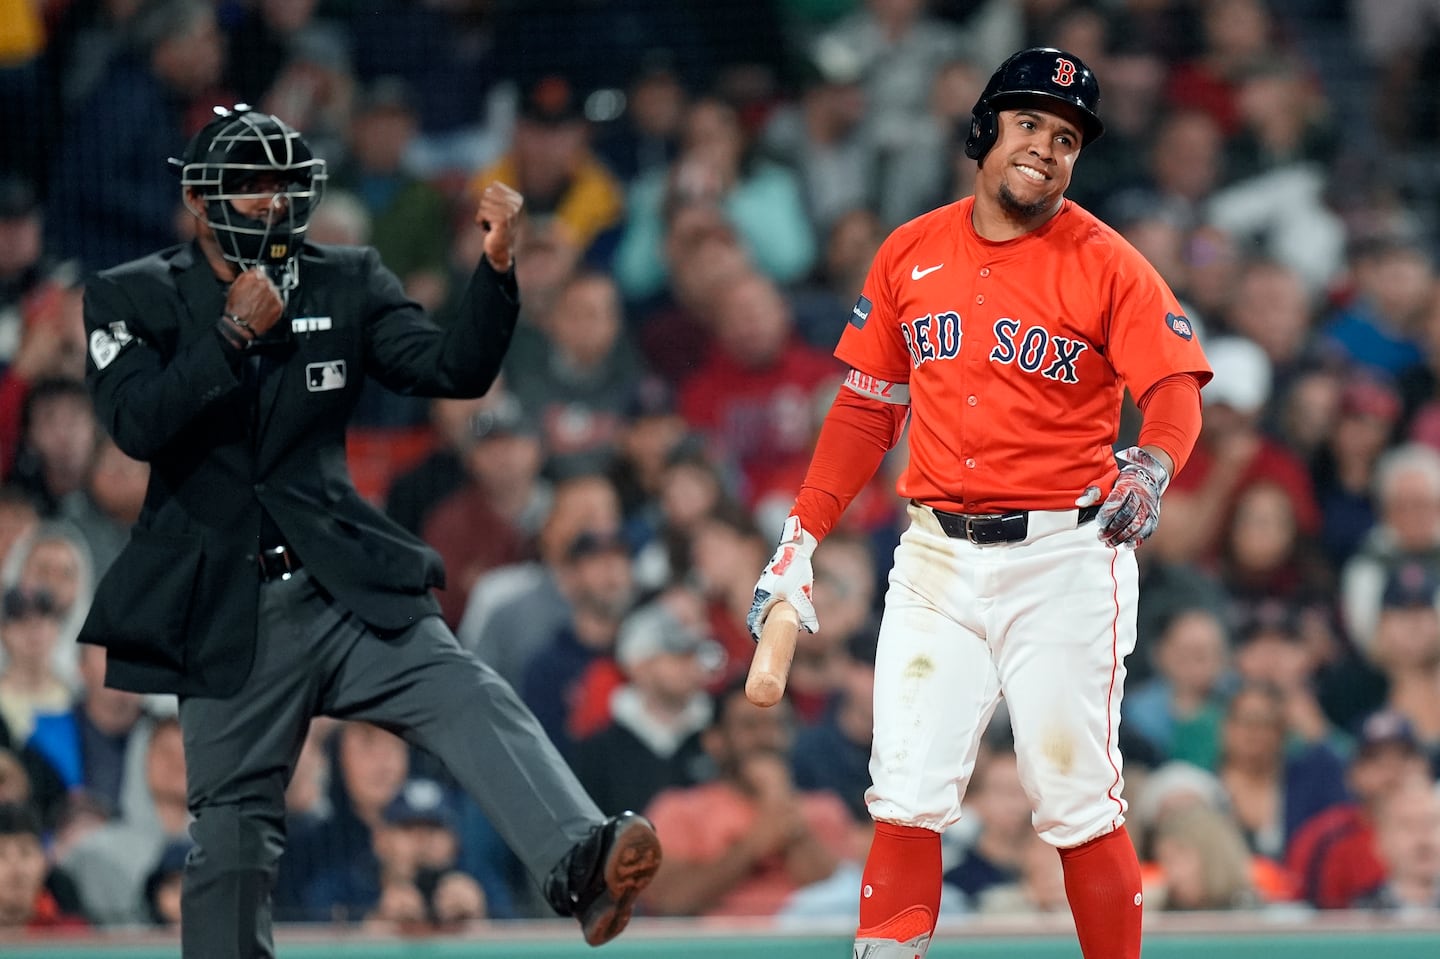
[2,0,1440,937]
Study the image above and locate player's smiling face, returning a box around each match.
[982,104,1084,218]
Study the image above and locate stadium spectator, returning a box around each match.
[1354,777,1440,912]
[24,643,150,824]
[616,97,816,300]
[468,74,625,263]
[1216,682,1348,861]
[1214,481,1334,631]
[814,0,974,176]
[782,531,875,724]
[1286,710,1434,909]
[571,586,721,817]
[282,722,409,922]
[1357,562,1440,773]
[383,394,491,537]
[0,486,38,576]
[0,587,69,744]
[420,396,539,628]
[792,625,877,825]
[593,55,687,187]
[519,529,634,755]
[606,376,691,552]
[47,0,229,271]
[4,523,94,690]
[458,473,622,688]
[634,208,750,387]
[351,778,486,930]
[1231,605,1337,751]
[0,748,29,806]
[0,276,87,479]
[1340,444,1440,655]
[1322,234,1433,376]
[1105,108,1226,233]
[640,678,852,917]
[1163,0,1278,136]
[1065,39,1167,212]
[334,78,451,312]
[688,508,772,682]
[1125,607,1232,770]
[627,446,732,593]
[59,434,148,579]
[0,802,88,930]
[1206,67,1346,293]
[223,0,345,109]
[141,838,190,926]
[1221,260,1325,417]
[679,272,839,492]
[758,51,875,241]
[942,748,1035,909]
[10,379,98,519]
[1156,336,1320,565]
[1132,550,1232,687]
[973,831,1069,916]
[788,207,886,351]
[0,177,79,382]
[59,716,189,925]
[505,271,648,478]
[1148,804,1266,910]
[1310,373,1404,568]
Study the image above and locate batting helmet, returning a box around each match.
[964,48,1104,162]
[169,105,327,288]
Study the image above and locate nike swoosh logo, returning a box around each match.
[912,263,943,280]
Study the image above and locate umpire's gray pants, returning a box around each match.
[178,568,601,959]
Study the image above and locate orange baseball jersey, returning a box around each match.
[836,195,1212,513]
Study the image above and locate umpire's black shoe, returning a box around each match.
[544,811,662,946]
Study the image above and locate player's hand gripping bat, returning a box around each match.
[746,600,799,708]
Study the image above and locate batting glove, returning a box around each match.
[1081,446,1170,550]
[747,515,820,640]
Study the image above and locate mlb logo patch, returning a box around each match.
[851,295,872,329]
[1165,312,1194,341]
[306,360,346,392]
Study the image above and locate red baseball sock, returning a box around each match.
[856,821,941,946]
[1058,825,1143,959]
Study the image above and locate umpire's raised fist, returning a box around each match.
[476,181,524,272]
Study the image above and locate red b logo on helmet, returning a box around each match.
[1052,58,1076,87]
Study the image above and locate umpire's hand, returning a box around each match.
[224,267,284,338]
[477,181,523,272]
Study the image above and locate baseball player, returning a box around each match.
[747,48,1211,959]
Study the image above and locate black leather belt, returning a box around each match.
[927,504,1100,545]
[258,544,302,581]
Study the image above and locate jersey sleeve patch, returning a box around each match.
[1165,312,1194,341]
[843,368,910,405]
[850,295,872,329]
[88,321,136,370]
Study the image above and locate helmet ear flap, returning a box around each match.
[964,105,998,161]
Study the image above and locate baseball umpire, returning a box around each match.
[747,49,1212,959]
[78,105,659,957]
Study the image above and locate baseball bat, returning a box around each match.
[746,600,799,708]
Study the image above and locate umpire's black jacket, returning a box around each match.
[79,241,517,698]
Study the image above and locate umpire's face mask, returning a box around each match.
[176,107,327,298]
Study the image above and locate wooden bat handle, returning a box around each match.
[746,600,799,708]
